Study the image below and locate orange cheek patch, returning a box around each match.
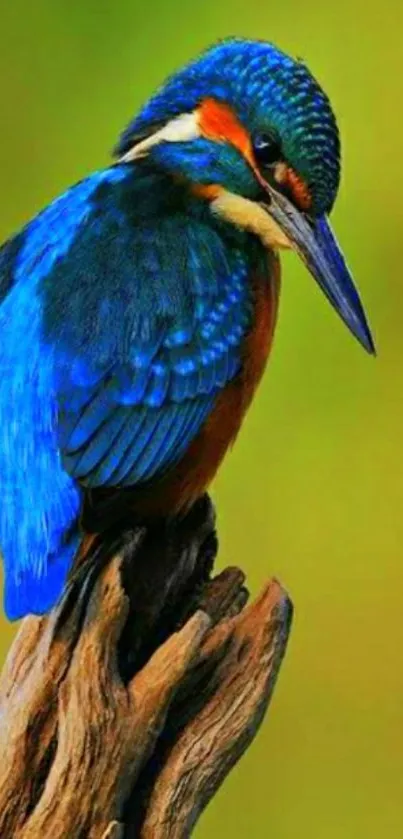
[198,98,254,165]
[191,183,223,201]
[283,166,312,211]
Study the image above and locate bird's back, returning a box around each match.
[0,163,269,618]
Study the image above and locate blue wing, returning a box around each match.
[0,164,253,619]
[42,166,253,487]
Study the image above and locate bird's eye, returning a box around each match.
[253,132,282,167]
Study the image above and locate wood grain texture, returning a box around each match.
[0,496,293,838]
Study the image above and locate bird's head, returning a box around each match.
[116,38,374,353]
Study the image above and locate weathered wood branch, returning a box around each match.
[0,496,293,838]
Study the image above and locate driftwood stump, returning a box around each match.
[0,496,292,838]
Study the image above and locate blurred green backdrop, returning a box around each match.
[0,0,402,836]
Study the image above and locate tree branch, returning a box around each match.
[0,496,292,838]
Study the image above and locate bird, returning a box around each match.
[0,37,374,620]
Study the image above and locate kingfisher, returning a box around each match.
[0,38,374,620]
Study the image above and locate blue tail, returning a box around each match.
[0,258,83,620]
[0,368,83,620]
[3,523,81,621]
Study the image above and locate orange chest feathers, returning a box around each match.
[137,252,281,517]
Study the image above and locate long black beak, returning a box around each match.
[263,187,375,354]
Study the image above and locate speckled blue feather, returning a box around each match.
[0,163,253,619]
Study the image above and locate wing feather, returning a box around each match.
[0,163,255,618]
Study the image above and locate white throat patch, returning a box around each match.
[120,112,200,162]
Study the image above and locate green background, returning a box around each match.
[0,1,402,836]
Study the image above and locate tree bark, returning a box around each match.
[0,496,292,838]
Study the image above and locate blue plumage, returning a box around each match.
[0,162,253,618]
[0,168,126,619]
[52,168,252,490]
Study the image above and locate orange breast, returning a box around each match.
[132,251,281,517]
